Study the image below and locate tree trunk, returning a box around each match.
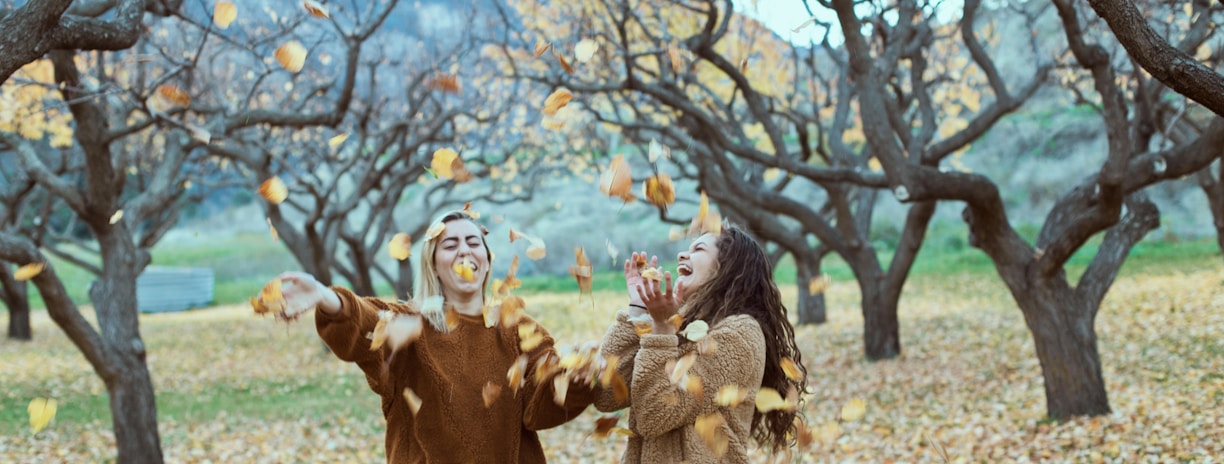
[2,265,32,340]
[395,257,414,300]
[1197,161,1224,256]
[92,236,164,463]
[794,249,827,325]
[860,282,901,360]
[1015,280,1110,418]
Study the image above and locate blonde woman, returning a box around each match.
[597,225,808,462]
[277,210,595,463]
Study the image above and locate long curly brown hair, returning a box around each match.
[678,224,809,452]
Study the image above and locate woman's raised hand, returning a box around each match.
[635,267,679,333]
[278,271,341,317]
[623,251,655,316]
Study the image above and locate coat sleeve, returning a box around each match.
[520,315,597,431]
[595,311,640,412]
[315,286,415,395]
[629,315,765,439]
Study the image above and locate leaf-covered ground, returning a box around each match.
[2,267,1221,463]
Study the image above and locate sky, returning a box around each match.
[737,0,967,46]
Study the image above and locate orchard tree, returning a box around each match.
[497,0,1043,361]
[828,0,1224,418]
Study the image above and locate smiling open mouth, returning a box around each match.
[677,263,692,276]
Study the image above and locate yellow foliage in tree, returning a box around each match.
[0,59,75,148]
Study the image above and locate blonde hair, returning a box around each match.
[414,210,492,330]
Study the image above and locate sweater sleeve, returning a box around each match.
[629,315,765,439]
[315,286,416,395]
[595,311,640,412]
[520,315,597,431]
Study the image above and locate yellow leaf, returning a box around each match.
[781,357,803,381]
[679,320,709,341]
[682,374,703,398]
[213,1,237,29]
[14,262,45,282]
[499,295,525,327]
[841,397,867,422]
[689,191,722,236]
[716,385,748,407]
[327,134,348,149]
[599,155,634,201]
[482,381,502,408]
[369,316,389,350]
[507,354,528,395]
[667,42,684,74]
[388,233,412,260]
[27,398,57,433]
[453,256,476,282]
[569,247,592,294]
[543,89,573,116]
[526,237,547,260]
[385,314,422,351]
[694,413,729,457]
[552,372,570,405]
[402,388,422,415]
[574,38,599,63]
[425,223,445,241]
[258,177,288,204]
[807,274,830,295]
[670,352,697,385]
[275,41,308,73]
[630,315,653,336]
[643,174,676,208]
[251,278,287,316]
[755,387,795,413]
[431,148,459,179]
[109,210,123,225]
[302,0,330,18]
[519,322,544,352]
[640,266,664,281]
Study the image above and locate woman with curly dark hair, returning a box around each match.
[596,224,809,462]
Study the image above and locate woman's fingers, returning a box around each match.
[663,271,673,297]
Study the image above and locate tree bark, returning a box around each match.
[1,265,31,340]
[1197,161,1224,256]
[395,257,414,300]
[794,249,828,325]
[1014,279,1110,418]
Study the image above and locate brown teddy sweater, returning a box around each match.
[316,287,596,463]
[596,311,766,463]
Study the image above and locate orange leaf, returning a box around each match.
[156,85,191,106]
[452,256,476,282]
[482,381,502,408]
[569,247,593,294]
[643,173,676,208]
[598,155,634,201]
[449,156,473,183]
[781,357,803,382]
[507,354,528,395]
[593,416,619,438]
[302,0,330,18]
[682,374,703,398]
[554,49,575,73]
[258,177,288,204]
[543,88,573,116]
[630,316,653,336]
[533,38,551,58]
[275,41,308,73]
[499,294,525,327]
[427,73,461,94]
[518,322,544,352]
[13,262,45,282]
[667,42,684,74]
[402,388,422,415]
[688,191,722,236]
[251,278,287,316]
[213,1,237,29]
[716,385,748,407]
[695,413,729,457]
[461,201,480,219]
[388,233,412,260]
[807,274,830,295]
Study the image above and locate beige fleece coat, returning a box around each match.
[596,311,767,464]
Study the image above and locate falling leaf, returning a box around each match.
[543,89,573,116]
[598,155,634,201]
[648,138,670,162]
[461,202,480,219]
[27,398,56,433]
[553,372,570,405]
[482,382,502,408]
[519,322,545,352]
[108,210,123,225]
[431,148,460,179]
[554,49,575,74]
[302,0,330,18]
[213,1,237,29]
[327,134,348,149]
[385,314,423,351]
[630,315,653,336]
[250,278,288,316]
[156,85,191,106]
[670,353,698,385]
[266,217,278,242]
[14,262,45,282]
[679,320,708,341]
[643,174,675,209]
[739,57,749,73]
[449,156,473,183]
[444,306,460,332]
[369,316,389,351]
[667,42,684,74]
[640,267,664,281]
[841,397,867,422]
[533,38,551,58]
[605,239,619,267]
[499,295,525,327]
[507,354,528,395]
[425,223,445,241]
[668,226,685,241]
[792,16,819,33]
[258,177,288,204]
[807,274,830,295]
[388,233,412,261]
[402,388,422,415]
[426,73,461,94]
[688,191,722,236]
[275,41,308,73]
[452,257,475,282]
[574,38,599,63]
[593,416,620,438]
[755,387,795,413]
[495,255,522,295]
[569,247,593,295]
[526,237,547,260]
[695,413,729,457]
[781,357,803,382]
[716,385,748,407]
[795,418,814,449]
[696,337,719,355]
[667,314,684,332]
[682,375,703,398]
[763,168,781,182]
